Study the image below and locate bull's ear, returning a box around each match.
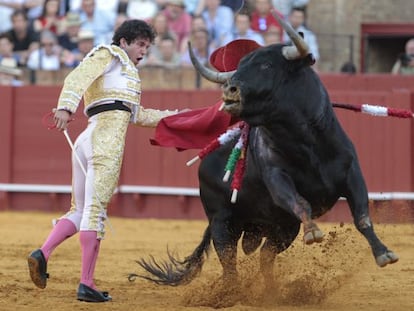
[286,53,316,72]
[294,53,316,68]
[305,53,316,66]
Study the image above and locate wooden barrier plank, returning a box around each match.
[0,87,14,210]
[3,78,414,219]
[332,89,412,191]
[0,87,13,183]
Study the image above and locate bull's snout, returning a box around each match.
[223,82,238,95]
[222,82,241,102]
[222,82,242,116]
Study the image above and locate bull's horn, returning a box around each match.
[188,41,235,84]
[271,11,309,60]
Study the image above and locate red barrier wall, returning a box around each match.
[1,75,414,222]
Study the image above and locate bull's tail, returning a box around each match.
[128,226,211,286]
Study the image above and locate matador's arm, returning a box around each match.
[56,48,112,113]
[134,106,179,128]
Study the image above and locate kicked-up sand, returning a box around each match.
[0,211,413,311]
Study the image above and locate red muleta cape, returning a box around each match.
[150,39,261,150]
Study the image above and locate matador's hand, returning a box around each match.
[54,109,72,131]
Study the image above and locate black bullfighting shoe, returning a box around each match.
[27,249,49,289]
[77,283,112,302]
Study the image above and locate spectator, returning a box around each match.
[263,29,282,45]
[201,0,234,49]
[61,28,94,68]
[0,1,45,25]
[0,57,24,86]
[250,0,283,42]
[272,0,309,20]
[391,38,414,75]
[284,7,319,61]
[232,10,265,45]
[58,12,82,51]
[22,0,45,23]
[151,11,175,39]
[161,0,192,51]
[190,13,207,30]
[181,28,211,67]
[340,61,357,74]
[68,0,119,14]
[62,0,114,15]
[179,14,207,52]
[0,0,24,33]
[76,0,116,45]
[183,0,205,16]
[6,9,40,66]
[124,0,158,21]
[26,29,61,70]
[148,12,177,58]
[33,0,65,34]
[144,34,181,68]
[0,32,20,63]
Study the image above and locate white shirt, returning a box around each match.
[68,0,119,13]
[27,48,61,70]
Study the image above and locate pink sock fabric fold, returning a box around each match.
[80,231,100,289]
[40,218,77,261]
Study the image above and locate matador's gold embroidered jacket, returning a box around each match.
[56,44,177,127]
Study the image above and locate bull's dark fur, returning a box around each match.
[134,43,398,287]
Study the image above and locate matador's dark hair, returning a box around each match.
[112,19,156,46]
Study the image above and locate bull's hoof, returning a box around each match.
[375,251,399,267]
[303,226,324,245]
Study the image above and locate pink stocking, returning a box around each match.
[40,218,77,261]
[79,231,100,289]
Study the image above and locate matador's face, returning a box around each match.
[120,38,151,66]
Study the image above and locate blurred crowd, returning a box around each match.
[0,0,318,85]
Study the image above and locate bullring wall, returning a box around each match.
[1,74,414,222]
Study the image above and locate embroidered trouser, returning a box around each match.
[62,110,130,239]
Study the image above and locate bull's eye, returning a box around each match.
[260,62,272,70]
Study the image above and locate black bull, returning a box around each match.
[133,32,398,289]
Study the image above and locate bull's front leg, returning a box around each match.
[295,195,324,244]
[263,169,324,244]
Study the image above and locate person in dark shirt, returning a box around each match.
[6,9,40,66]
[61,29,95,68]
[58,12,82,52]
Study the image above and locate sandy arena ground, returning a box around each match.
[0,211,413,311]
